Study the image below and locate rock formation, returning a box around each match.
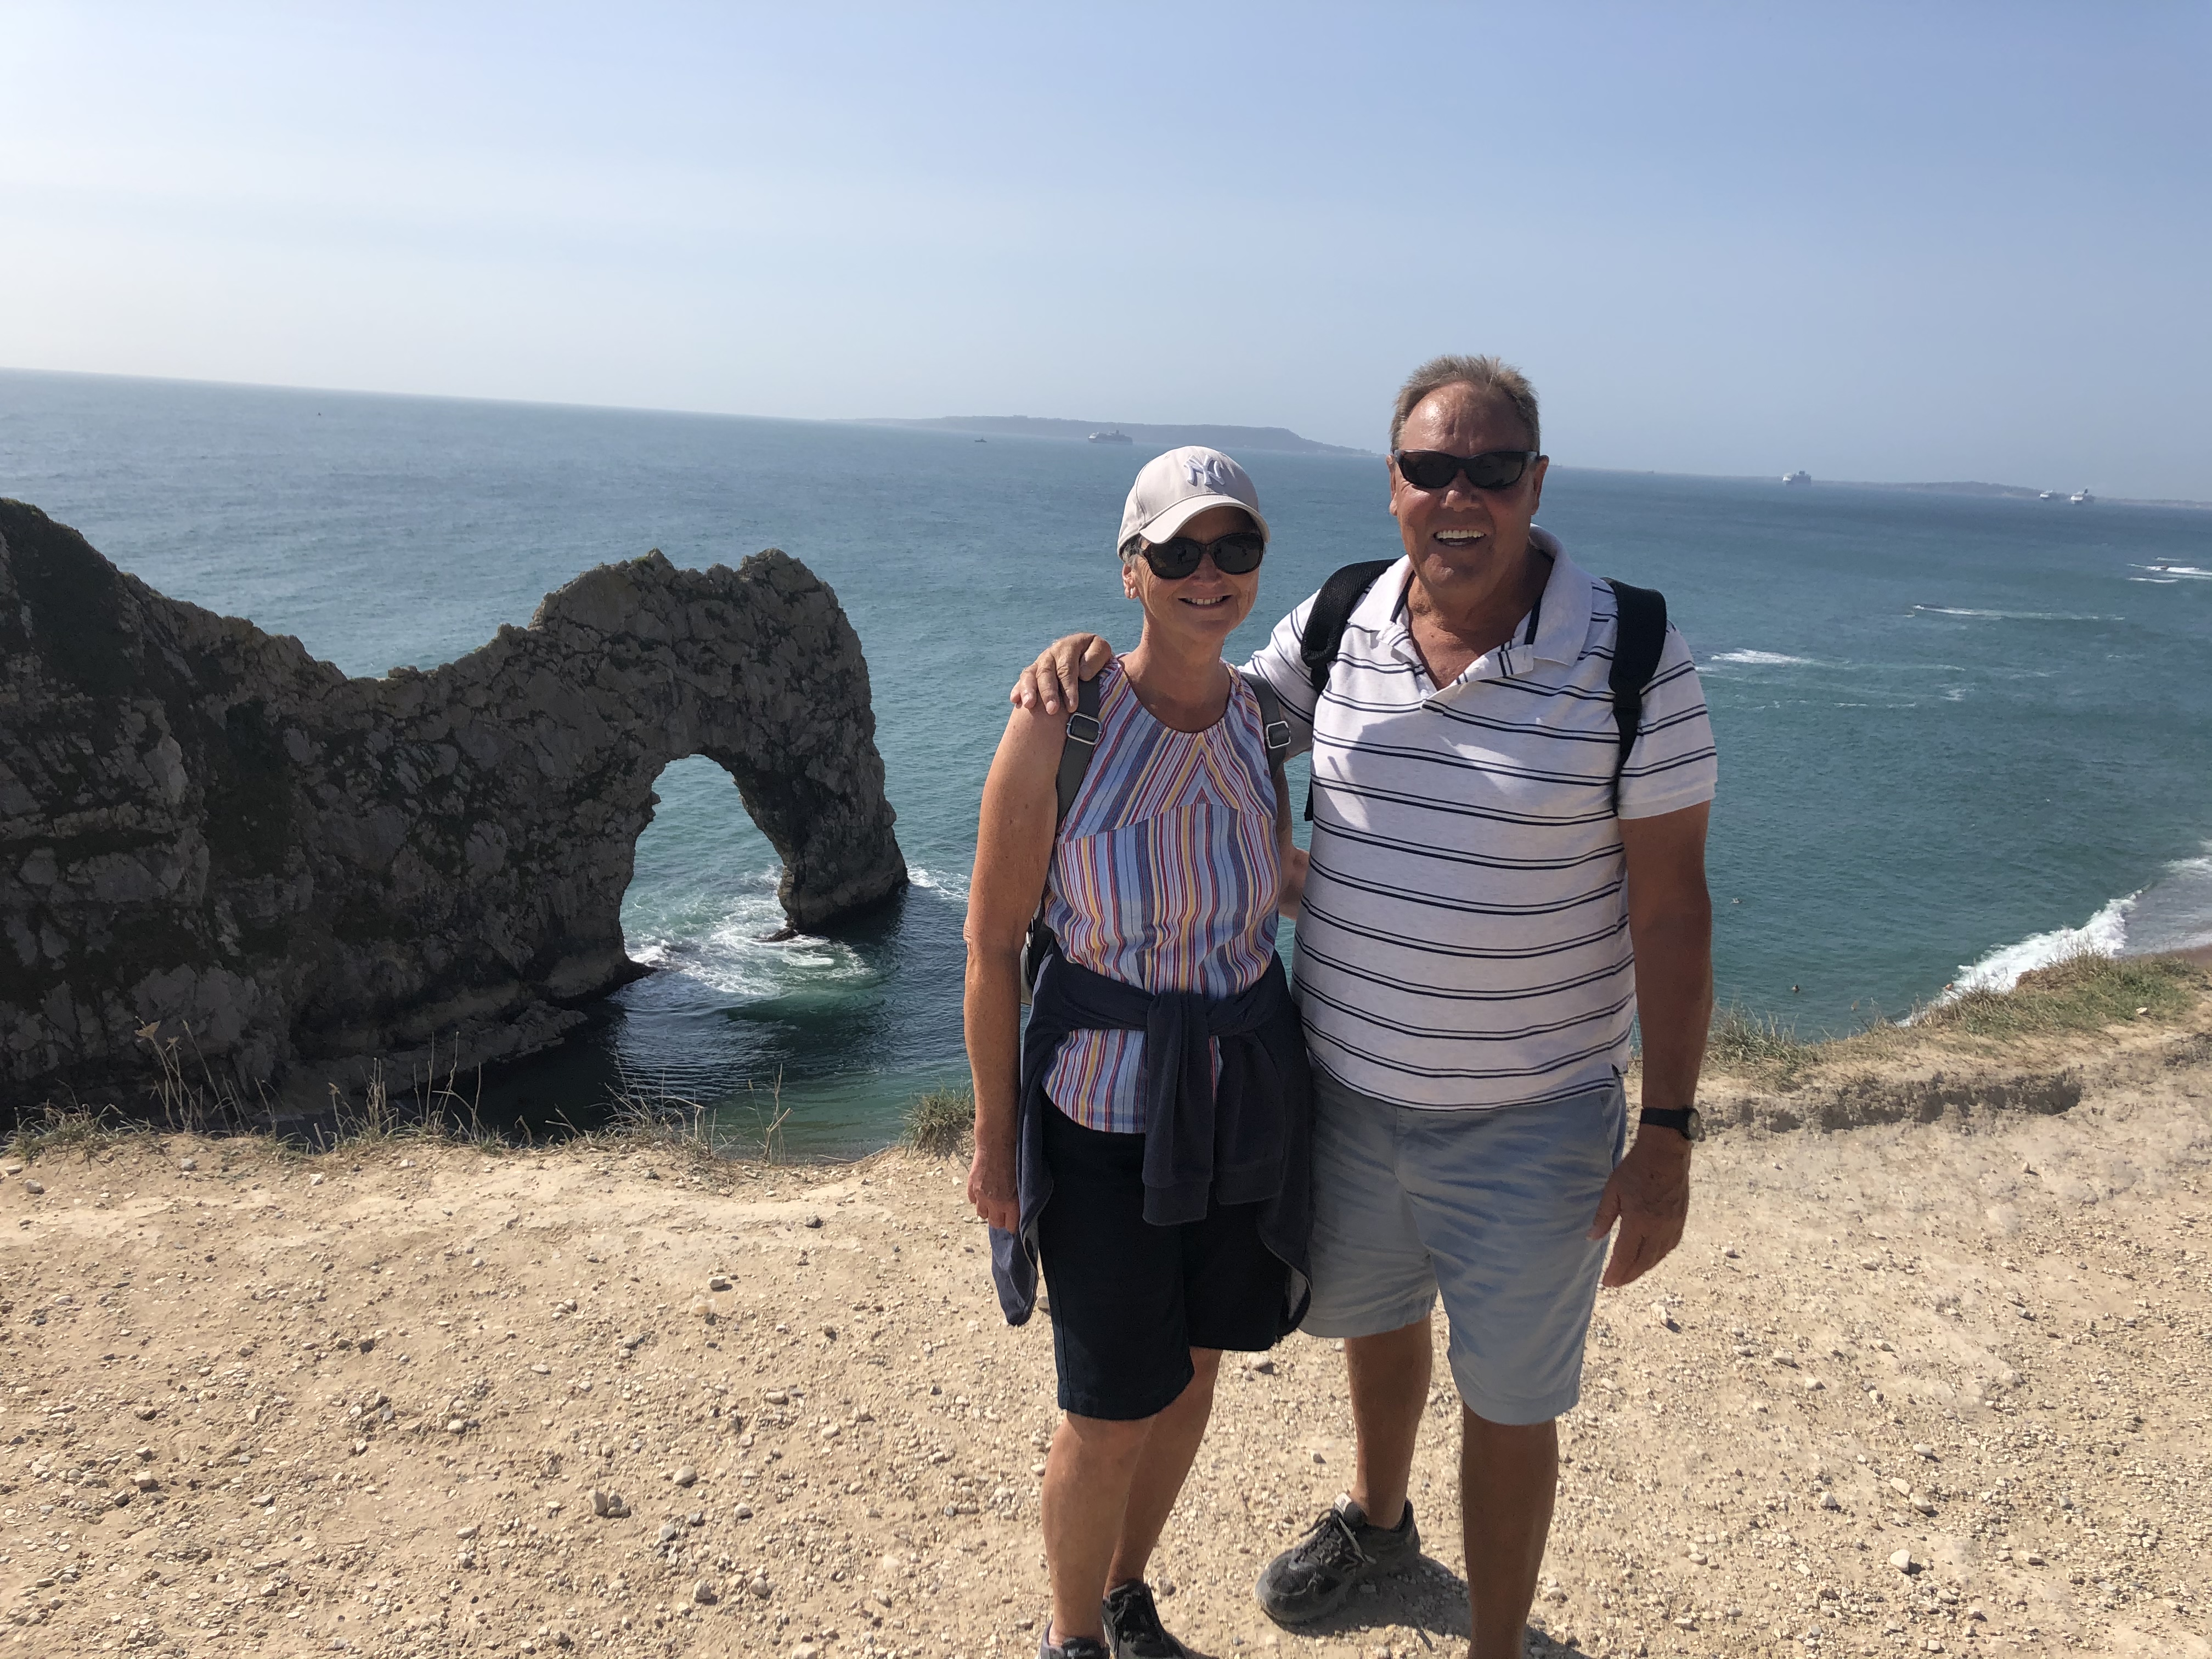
[0,498,906,1110]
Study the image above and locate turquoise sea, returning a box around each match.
[4,369,2209,1149]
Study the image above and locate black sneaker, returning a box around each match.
[1039,1630,1111,1659]
[1102,1579,1191,1658]
[1254,1494,1420,1624]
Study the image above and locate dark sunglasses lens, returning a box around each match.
[1466,451,1529,489]
[1400,452,1459,489]
[1146,539,1205,579]
[1399,450,1532,491]
[1210,532,1266,573]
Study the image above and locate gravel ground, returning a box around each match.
[2,1014,2208,1659]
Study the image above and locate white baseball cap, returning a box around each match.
[1116,447,1271,555]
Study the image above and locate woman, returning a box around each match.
[963,447,1312,1659]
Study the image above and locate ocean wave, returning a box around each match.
[2129,577,2182,584]
[2123,848,2212,957]
[2134,563,2211,580]
[1943,895,2136,1000]
[1709,649,1813,666]
[623,869,874,999]
[1913,605,2123,621]
[907,864,972,904]
[1939,844,2212,1002]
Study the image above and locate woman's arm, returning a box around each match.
[962,702,1066,1230]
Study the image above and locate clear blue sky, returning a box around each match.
[5,2,2208,497]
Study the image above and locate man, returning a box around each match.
[1016,355,1716,1659]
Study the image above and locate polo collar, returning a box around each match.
[1358,524,1592,668]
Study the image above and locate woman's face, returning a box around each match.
[1122,504,1263,647]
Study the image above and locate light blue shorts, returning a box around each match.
[1304,1067,1627,1425]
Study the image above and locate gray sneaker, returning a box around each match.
[1039,1631,1111,1659]
[1255,1494,1420,1624]
[1102,1579,1190,1658]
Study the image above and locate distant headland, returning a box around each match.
[853,415,1372,457]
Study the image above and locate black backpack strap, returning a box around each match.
[1604,578,1668,810]
[1297,558,1396,692]
[1238,669,1294,856]
[1296,558,1395,820]
[1052,671,1104,829]
[1025,673,1104,1004]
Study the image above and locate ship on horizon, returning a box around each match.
[1088,428,1132,444]
[2070,488,2095,504]
[1782,469,1811,487]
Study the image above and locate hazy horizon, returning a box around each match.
[14,363,2212,506]
[4,3,2208,498]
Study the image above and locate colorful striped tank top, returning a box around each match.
[1040,658,1284,1135]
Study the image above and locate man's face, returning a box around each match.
[1389,386,1549,607]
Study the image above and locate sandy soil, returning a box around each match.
[3,1008,2209,1659]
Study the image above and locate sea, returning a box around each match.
[4,369,2209,1150]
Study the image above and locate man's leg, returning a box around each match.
[1462,1410,1558,1659]
[1042,1409,1153,1643]
[1344,1320,1431,1529]
[1107,1347,1222,1588]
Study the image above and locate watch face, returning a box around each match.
[1684,1107,1706,1143]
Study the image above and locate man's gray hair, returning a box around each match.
[1389,354,1541,454]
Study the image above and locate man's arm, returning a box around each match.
[1011,636,1113,716]
[1587,800,1713,1288]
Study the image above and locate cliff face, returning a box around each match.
[0,499,906,1108]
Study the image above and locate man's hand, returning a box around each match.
[967,1141,1019,1233]
[1587,1131,1692,1287]
[1011,634,1113,715]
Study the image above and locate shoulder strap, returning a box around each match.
[1238,669,1293,764]
[1297,558,1397,692]
[1603,578,1668,809]
[1051,672,1103,829]
[1297,558,1395,822]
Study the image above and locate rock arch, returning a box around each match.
[0,498,907,1108]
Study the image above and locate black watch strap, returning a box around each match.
[1638,1106,1703,1143]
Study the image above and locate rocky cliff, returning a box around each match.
[0,499,907,1110]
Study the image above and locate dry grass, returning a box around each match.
[1695,949,2211,1093]
[1914,949,2205,1039]
[902,1082,974,1156]
[1702,1002,1820,1086]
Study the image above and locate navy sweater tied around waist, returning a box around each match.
[989,943,1313,1330]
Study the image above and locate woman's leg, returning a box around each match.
[1042,1408,1154,1643]
[1107,1346,1222,1589]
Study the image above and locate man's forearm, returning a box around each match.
[1632,910,1713,1112]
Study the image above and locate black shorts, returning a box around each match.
[1037,1102,1290,1421]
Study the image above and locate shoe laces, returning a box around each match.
[1296,1505,1371,1571]
[1104,1580,1173,1649]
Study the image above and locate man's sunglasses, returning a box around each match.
[1392,449,1542,492]
[1130,529,1267,580]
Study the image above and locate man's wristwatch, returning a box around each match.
[1639,1106,1705,1143]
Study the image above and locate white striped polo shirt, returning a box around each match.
[1240,528,1718,1111]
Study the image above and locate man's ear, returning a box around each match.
[1527,455,1549,515]
[1385,455,1401,520]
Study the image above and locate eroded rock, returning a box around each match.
[0,499,906,1108]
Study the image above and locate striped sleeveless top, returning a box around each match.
[1041,658,1284,1135]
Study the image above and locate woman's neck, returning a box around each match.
[1120,630,1231,734]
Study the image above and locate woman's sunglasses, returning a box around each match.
[1130,529,1267,580]
[1392,449,1541,492]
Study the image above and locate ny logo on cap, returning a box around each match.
[1182,454,1240,494]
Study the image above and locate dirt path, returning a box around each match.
[3,1018,2209,1659]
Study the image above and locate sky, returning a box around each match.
[3,2,2209,498]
